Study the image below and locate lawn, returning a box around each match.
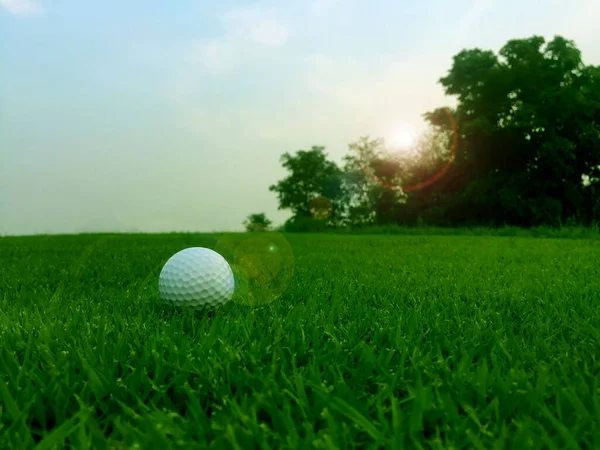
[1,232,599,449]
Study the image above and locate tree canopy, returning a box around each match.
[243,213,273,232]
[268,146,346,228]
[268,35,600,230]
[437,35,600,225]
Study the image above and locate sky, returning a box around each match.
[1,0,599,235]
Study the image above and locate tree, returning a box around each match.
[243,213,272,232]
[342,124,457,226]
[394,113,460,225]
[342,137,404,226]
[269,35,600,229]
[432,35,600,225]
[269,146,347,227]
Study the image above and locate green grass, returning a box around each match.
[1,232,599,449]
[334,224,600,240]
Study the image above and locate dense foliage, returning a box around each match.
[269,36,600,230]
[243,213,273,232]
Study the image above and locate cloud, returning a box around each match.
[167,3,291,118]
[562,0,600,50]
[221,52,455,156]
[0,0,41,15]
[224,7,289,47]
[303,53,451,112]
[184,6,289,75]
[311,0,345,17]
[310,0,354,26]
[169,46,456,166]
[188,40,234,74]
[168,5,455,162]
[453,0,497,49]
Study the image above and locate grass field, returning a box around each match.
[1,232,599,449]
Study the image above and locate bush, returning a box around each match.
[243,213,272,232]
[284,216,330,233]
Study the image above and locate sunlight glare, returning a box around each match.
[388,124,417,151]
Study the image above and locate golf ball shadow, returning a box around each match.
[214,232,294,306]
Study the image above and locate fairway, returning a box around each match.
[1,233,600,448]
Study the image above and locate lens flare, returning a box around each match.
[310,195,332,219]
[357,108,458,192]
[214,232,294,306]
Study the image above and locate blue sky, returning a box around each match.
[1,0,599,235]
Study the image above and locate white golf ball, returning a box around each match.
[159,247,235,311]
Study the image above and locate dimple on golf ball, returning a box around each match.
[159,247,235,311]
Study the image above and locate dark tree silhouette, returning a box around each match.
[243,213,273,232]
[270,36,600,230]
[269,146,347,228]
[435,35,600,226]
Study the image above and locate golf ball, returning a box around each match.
[159,247,235,311]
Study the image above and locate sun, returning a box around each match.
[387,124,417,152]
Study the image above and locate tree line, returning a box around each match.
[246,35,600,232]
